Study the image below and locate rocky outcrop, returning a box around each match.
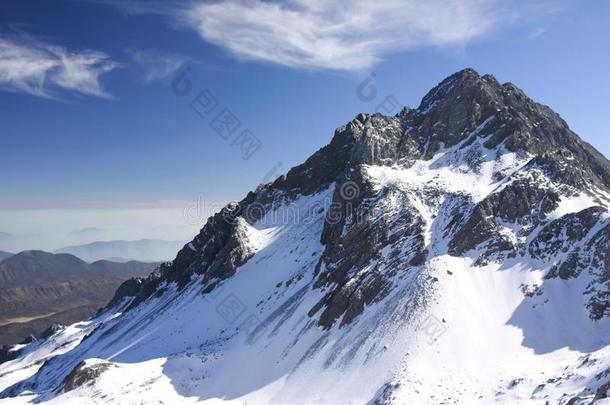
[529,206,606,260]
[107,277,145,307]
[583,223,610,320]
[309,171,427,328]
[594,380,610,402]
[39,324,64,339]
[448,174,560,258]
[0,345,19,365]
[62,360,114,392]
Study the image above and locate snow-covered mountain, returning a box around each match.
[1,68,609,404]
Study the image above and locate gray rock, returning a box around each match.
[529,206,606,260]
[39,324,65,340]
[0,345,19,365]
[62,361,114,392]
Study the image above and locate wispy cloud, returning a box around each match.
[131,50,187,83]
[81,0,561,72]
[0,35,117,98]
[179,0,507,71]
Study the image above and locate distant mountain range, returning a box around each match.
[0,250,157,345]
[55,239,186,263]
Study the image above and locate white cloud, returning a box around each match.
[180,0,507,71]
[0,36,117,98]
[131,50,186,83]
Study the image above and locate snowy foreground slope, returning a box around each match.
[2,69,610,404]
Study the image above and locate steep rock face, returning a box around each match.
[3,69,610,404]
[309,172,427,328]
[545,220,610,320]
[448,171,561,259]
[0,346,19,365]
[405,69,506,158]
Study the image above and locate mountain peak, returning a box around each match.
[443,67,483,85]
[432,67,482,84]
[417,67,500,113]
[270,68,610,199]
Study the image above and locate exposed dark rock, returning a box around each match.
[368,382,401,404]
[584,223,610,320]
[107,277,145,307]
[310,170,427,328]
[62,361,114,392]
[594,380,610,402]
[541,218,610,320]
[529,206,606,260]
[0,345,19,365]
[39,324,64,339]
[408,69,504,159]
[19,335,36,344]
[449,175,560,257]
[565,396,582,405]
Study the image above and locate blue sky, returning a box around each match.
[1,0,609,251]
